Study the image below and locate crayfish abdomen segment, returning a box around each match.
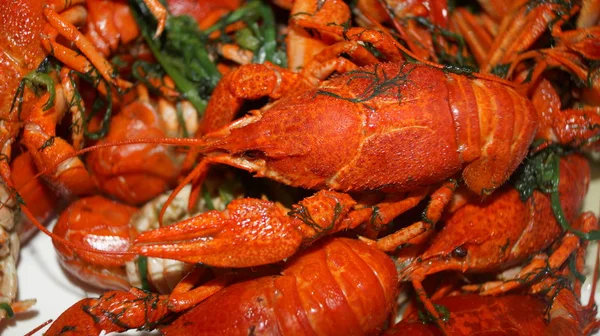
[451,74,537,195]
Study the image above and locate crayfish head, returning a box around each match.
[199,91,363,190]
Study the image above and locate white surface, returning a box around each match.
[3,164,600,335]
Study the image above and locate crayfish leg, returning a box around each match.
[465,212,599,296]
[412,280,452,335]
[355,188,430,240]
[167,266,230,312]
[293,21,406,62]
[23,91,96,197]
[483,1,578,72]
[0,299,36,320]
[286,0,351,70]
[42,4,131,92]
[364,181,457,252]
[450,8,494,66]
[142,0,167,38]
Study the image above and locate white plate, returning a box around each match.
[3,163,600,335]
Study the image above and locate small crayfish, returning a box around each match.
[394,151,598,329]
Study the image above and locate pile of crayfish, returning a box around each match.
[1,0,600,334]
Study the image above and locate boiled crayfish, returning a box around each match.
[128,60,537,267]
[393,152,598,328]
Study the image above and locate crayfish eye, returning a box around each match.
[241,150,265,160]
[451,246,467,258]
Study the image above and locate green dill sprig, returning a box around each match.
[201,177,244,211]
[411,16,478,71]
[10,58,60,119]
[175,102,190,138]
[129,0,220,116]
[587,60,600,89]
[251,2,279,64]
[512,144,600,240]
[164,15,222,90]
[201,186,216,211]
[417,303,450,324]
[82,76,114,140]
[136,256,151,291]
[567,254,586,283]
[0,303,14,318]
[490,63,511,79]
[131,60,168,96]
[203,1,263,36]
[316,63,414,103]
[206,0,287,66]
[24,72,56,111]
[217,179,244,208]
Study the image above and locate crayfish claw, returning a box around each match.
[131,198,304,268]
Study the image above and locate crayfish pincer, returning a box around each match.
[130,61,537,267]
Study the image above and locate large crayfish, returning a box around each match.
[129,60,537,268]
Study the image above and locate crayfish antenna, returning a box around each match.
[158,160,210,227]
[24,319,52,336]
[19,137,207,198]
